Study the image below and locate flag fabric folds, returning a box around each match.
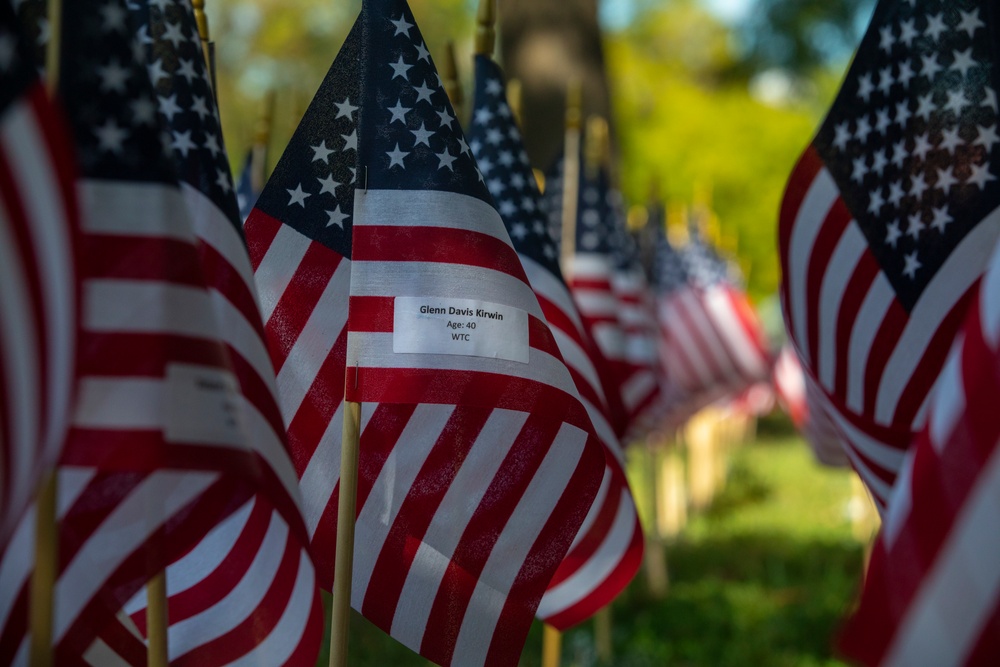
[778,0,1000,510]
[0,3,78,544]
[246,0,604,664]
[0,1,321,663]
[469,52,643,631]
[839,232,1000,666]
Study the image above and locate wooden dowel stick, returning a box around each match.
[29,472,57,667]
[146,571,169,667]
[541,624,562,667]
[328,400,362,667]
[594,606,612,664]
[559,78,582,280]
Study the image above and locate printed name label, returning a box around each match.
[393,296,530,363]
[165,364,243,445]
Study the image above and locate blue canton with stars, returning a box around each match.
[543,157,625,260]
[682,228,733,290]
[251,21,361,259]
[651,223,690,297]
[129,0,242,230]
[59,0,176,184]
[0,0,38,112]
[816,0,1000,312]
[468,54,562,279]
[356,0,488,204]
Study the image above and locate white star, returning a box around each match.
[486,79,503,96]
[968,162,996,191]
[974,124,999,151]
[477,156,493,175]
[983,88,998,111]
[522,197,536,212]
[902,252,921,279]
[191,95,211,121]
[857,73,874,102]
[388,99,411,125]
[410,123,434,147]
[930,206,952,233]
[871,149,888,176]
[500,201,517,217]
[386,143,409,169]
[335,97,358,119]
[215,169,232,194]
[100,2,127,32]
[897,60,914,88]
[944,90,970,116]
[511,223,528,239]
[474,107,493,125]
[172,130,196,157]
[939,127,963,154]
[833,122,851,150]
[457,136,470,156]
[924,13,947,41]
[414,41,430,62]
[875,108,891,135]
[486,128,503,145]
[877,66,893,94]
[878,25,894,52]
[94,118,128,153]
[920,53,942,79]
[436,107,456,129]
[147,58,168,84]
[158,95,183,121]
[868,189,885,214]
[36,18,49,47]
[851,156,868,183]
[905,214,924,239]
[97,60,130,93]
[511,173,525,190]
[957,9,985,37]
[287,183,311,207]
[130,97,157,126]
[412,80,434,105]
[349,167,356,183]
[388,55,413,80]
[341,129,357,152]
[436,148,457,171]
[0,33,15,72]
[325,206,349,228]
[498,150,514,167]
[311,140,335,163]
[317,174,341,196]
[885,220,902,248]
[887,180,905,206]
[203,133,221,157]
[487,177,504,194]
[162,21,186,48]
[390,14,414,37]
[177,58,199,84]
[915,93,935,121]
[950,48,977,79]
[894,100,912,128]
[898,18,918,47]
[855,115,872,143]
[909,172,928,198]
[891,141,908,168]
[935,166,959,192]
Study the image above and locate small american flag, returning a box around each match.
[839,233,1000,666]
[779,0,1000,509]
[0,0,79,546]
[469,52,643,631]
[235,149,258,222]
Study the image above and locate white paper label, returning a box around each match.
[393,296,530,363]
[165,364,244,445]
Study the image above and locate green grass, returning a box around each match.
[320,418,868,666]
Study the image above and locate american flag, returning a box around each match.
[235,149,258,222]
[0,3,78,544]
[779,0,1000,510]
[469,52,643,630]
[246,0,604,664]
[0,1,320,663]
[839,232,1000,666]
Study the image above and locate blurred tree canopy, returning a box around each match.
[207,0,875,301]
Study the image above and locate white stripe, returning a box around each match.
[79,180,194,242]
[567,468,611,553]
[299,400,345,537]
[347,332,580,399]
[353,188,512,245]
[5,103,76,467]
[702,286,768,380]
[876,216,1000,424]
[351,404,454,604]
[84,281,217,339]
[884,443,1000,667]
[0,504,35,633]
[788,168,839,365]
[54,471,218,641]
[818,224,865,391]
[621,370,657,411]
[839,442,891,509]
[928,339,965,455]
[662,296,715,389]
[521,255,585,336]
[829,406,906,474]
[591,323,626,360]
[451,421,589,665]
[389,409,528,650]
[274,259,351,426]
[569,254,614,280]
[208,286,277,400]
[846,274,893,413]
[182,182,258,295]
[254,224,313,323]
[550,327,603,401]
[677,290,738,384]
[572,289,619,316]
[537,489,636,617]
[83,639,132,667]
[982,241,1000,347]
[882,449,916,548]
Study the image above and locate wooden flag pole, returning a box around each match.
[30,8,63,663]
[506,78,523,126]
[595,606,613,664]
[441,41,464,121]
[559,78,582,280]
[329,400,362,667]
[541,623,562,667]
[192,0,215,91]
[251,90,276,193]
[146,571,170,667]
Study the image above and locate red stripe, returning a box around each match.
[352,225,525,279]
[833,253,879,399]
[244,209,283,270]
[79,235,204,285]
[75,331,232,377]
[778,146,823,263]
[546,472,623,589]
[197,240,269,349]
[802,200,853,367]
[861,299,907,419]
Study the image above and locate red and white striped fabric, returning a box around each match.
[0,22,78,543]
[839,234,1000,666]
[773,346,849,467]
[773,345,807,428]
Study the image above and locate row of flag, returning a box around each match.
[0,0,778,665]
